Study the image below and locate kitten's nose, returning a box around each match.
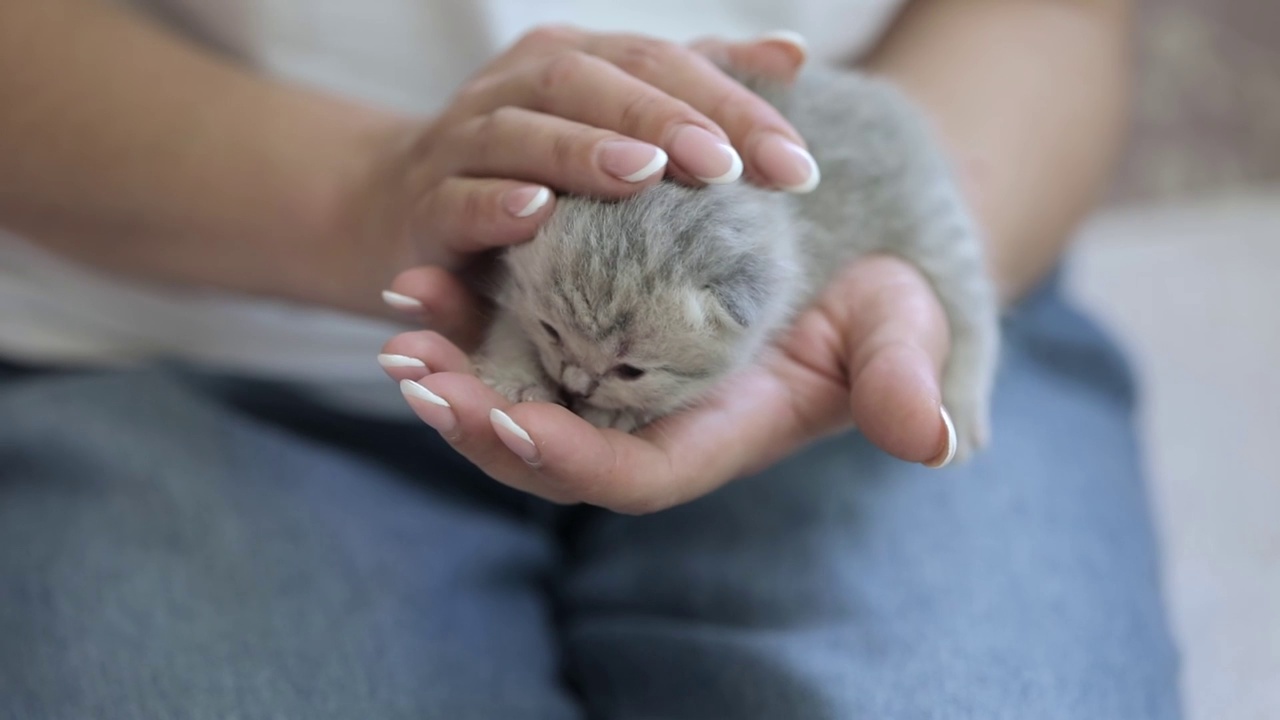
[561,365,598,397]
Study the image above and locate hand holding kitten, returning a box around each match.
[382,253,959,513]
[365,26,815,342]
[379,50,999,514]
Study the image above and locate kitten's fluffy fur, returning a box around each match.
[473,66,999,459]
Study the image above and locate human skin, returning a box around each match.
[0,1,814,320]
[0,0,1129,512]
[381,0,1131,512]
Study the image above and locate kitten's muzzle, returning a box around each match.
[560,365,599,398]
[563,390,592,406]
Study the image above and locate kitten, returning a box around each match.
[471,66,1000,459]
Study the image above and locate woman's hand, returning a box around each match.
[349,26,817,328]
[379,254,955,514]
[0,3,813,318]
[374,0,1133,512]
[369,31,946,512]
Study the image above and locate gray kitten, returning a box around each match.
[472,66,999,459]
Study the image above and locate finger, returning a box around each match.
[414,178,555,257]
[375,315,710,511]
[491,400,688,514]
[689,34,807,85]
[398,372,582,504]
[452,52,740,186]
[581,33,819,192]
[377,329,476,381]
[380,333,847,513]
[389,308,848,513]
[488,359,848,514]
[439,107,670,196]
[826,255,954,466]
[386,266,491,351]
[483,24,589,74]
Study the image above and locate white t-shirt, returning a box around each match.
[0,0,904,409]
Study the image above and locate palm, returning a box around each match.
[382,254,953,513]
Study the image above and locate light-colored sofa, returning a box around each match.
[1064,3,1278,717]
[1069,192,1280,720]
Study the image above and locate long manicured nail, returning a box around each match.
[490,408,541,465]
[382,290,424,312]
[923,405,958,469]
[600,140,668,182]
[400,379,457,435]
[671,125,743,184]
[377,353,426,369]
[756,30,809,65]
[503,185,552,218]
[756,133,820,193]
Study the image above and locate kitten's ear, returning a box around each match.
[692,249,775,330]
[698,280,764,330]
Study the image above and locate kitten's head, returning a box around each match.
[498,182,797,417]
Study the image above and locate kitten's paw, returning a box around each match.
[576,405,651,433]
[943,395,990,464]
[940,343,996,463]
[509,383,560,405]
[473,360,560,405]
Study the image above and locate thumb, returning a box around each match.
[385,265,493,352]
[829,255,956,467]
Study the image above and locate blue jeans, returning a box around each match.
[0,278,1180,719]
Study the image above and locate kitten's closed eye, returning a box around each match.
[540,321,561,344]
[612,364,646,380]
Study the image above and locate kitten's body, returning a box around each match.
[474,67,999,458]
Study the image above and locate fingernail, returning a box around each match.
[923,405,958,469]
[400,379,457,435]
[755,134,820,193]
[504,185,552,218]
[490,408,541,465]
[382,290,424,312]
[600,141,668,182]
[377,353,426,369]
[671,125,743,184]
[756,30,809,64]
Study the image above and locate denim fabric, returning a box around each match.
[0,279,1180,719]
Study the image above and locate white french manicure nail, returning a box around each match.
[382,290,423,312]
[696,144,744,185]
[490,408,541,464]
[780,142,821,194]
[400,379,449,408]
[924,405,958,469]
[620,147,669,183]
[378,353,427,369]
[490,408,532,444]
[514,186,552,218]
[757,30,809,62]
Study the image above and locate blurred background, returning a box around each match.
[1067,1,1279,717]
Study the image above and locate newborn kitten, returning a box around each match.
[472,66,1000,459]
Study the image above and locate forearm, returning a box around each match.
[864,0,1131,303]
[0,0,409,312]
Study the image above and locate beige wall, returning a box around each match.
[1110,0,1280,205]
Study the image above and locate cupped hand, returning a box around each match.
[351,26,813,327]
[378,254,957,514]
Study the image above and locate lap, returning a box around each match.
[559,279,1181,719]
[0,367,578,720]
[0,279,1181,720]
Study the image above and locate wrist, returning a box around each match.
[266,95,420,317]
